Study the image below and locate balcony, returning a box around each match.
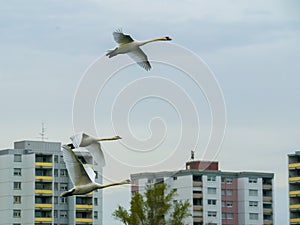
[290,190,300,196]
[263,184,272,190]
[289,163,300,169]
[193,181,202,187]
[35,204,52,208]
[35,176,53,181]
[75,218,93,223]
[193,193,203,198]
[35,189,53,195]
[289,177,300,182]
[76,204,93,209]
[34,217,52,222]
[263,196,272,202]
[290,218,300,223]
[263,220,273,225]
[263,208,273,214]
[193,217,203,223]
[193,205,203,211]
[35,162,53,167]
[290,204,300,209]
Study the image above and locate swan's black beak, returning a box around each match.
[166,36,172,41]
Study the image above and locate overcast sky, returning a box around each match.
[1,0,300,224]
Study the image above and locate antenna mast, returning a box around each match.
[38,122,47,141]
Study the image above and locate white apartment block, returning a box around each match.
[0,140,102,225]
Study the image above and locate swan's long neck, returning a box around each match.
[95,181,126,189]
[138,37,168,46]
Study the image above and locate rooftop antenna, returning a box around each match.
[38,122,48,141]
[191,150,195,160]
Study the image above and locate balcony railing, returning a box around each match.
[263,219,273,225]
[35,189,53,195]
[76,204,93,209]
[193,193,203,198]
[35,203,52,208]
[193,217,203,223]
[289,163,300,169]
[263,184,272,190]
[290,218,300,223]
[35,162,53,167]
[263,196,272,202]
[35,176,53,181]
[193,181,202,187]
[289,177,300,182]
[263,208,272,214]
[34,217,52,222]
[290,204,300,209]
[290,190,300,196]
[75,218,93,223]
[193,205,203,211]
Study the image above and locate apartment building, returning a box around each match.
[288,150,300,225]
[0,140,102,225]
[131,160,274,225]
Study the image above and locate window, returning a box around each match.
[221,201,225,207]
[54,155,58,163]
[60,169,67,177]
[54,169,58,177]
[13,210,21,218]
[61,197,67,204]
[54,197,58,204]
[227,213,234,219]
[221,189,225,196]
[226,189,233,196]
[208,199,216,205]
[208,211,217,217]
[13,182,21,190]
[222,213,226,219]
[249,201,258,207]
[60,183,68,191]
[60,210,68,218]
[226,178,233,184]
[94,211,98,219]
[249,213,258,220]
[249,178,258,183]
[14,168,21,176]
[249,189,258,196]
[14,154,22,162]
[207,175,216,181]
[13,196,21,204]
[207,187,217,194]
[226,201,233,207]
[221,177,225,183]
[94,198,98,206]
[54,210,58,218]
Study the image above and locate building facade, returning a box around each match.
[131,160,274,225]
[288,151,300,225]
[0,140,102,225]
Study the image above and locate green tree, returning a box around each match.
[112,183,191,225]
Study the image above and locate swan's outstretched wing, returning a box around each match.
[83,164,96,182]
[113,30,134,44]
[70,132,83,148]
[61,145,92,186]
[127,48,151,71]
[85,142,106,168]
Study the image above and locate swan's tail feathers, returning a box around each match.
[106,48,118,58]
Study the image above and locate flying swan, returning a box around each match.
[106,29,172,71]
[61,145,130,197]
[67,132,121,168]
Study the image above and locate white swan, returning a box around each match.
[106,29,172,71]
[61,145,130,197]
[67,132,121,168]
